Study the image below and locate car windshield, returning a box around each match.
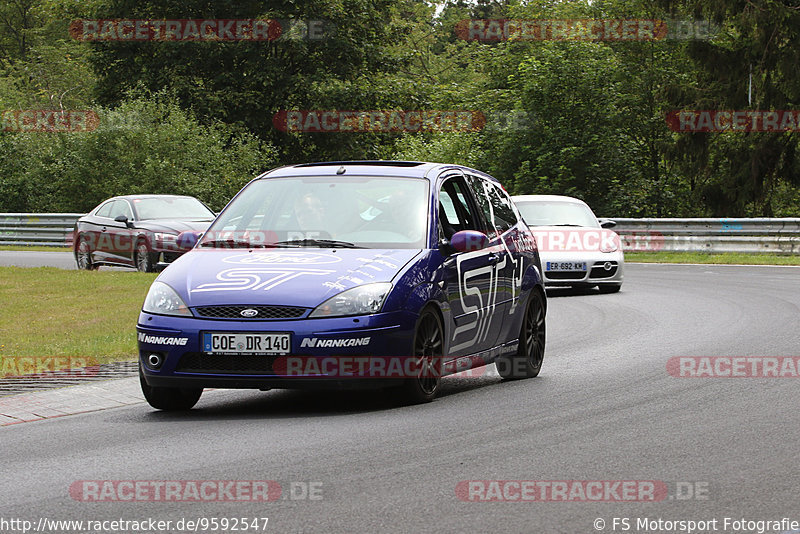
[515,200,600,228]
[133,197,214,220]
[200,176,429,249]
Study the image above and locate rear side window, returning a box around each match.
[485,181,519,234]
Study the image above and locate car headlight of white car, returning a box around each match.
[310,282,392,318]
[142,281,192,316]
[600,231,621,253]
[153,232,178,248]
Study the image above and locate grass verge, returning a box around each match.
[0,267,156,372]
[625,251,800,265]
[0,245,70,252]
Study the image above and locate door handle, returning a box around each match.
[488,252,501,264]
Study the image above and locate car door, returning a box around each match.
[103,199,135,263]
[477,178,528,343]
[437,171,504,357]
[87,200,114,262]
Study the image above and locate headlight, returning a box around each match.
[142,281,192,316]
[309,283,392,318]
[600,231,620,253]
[153,232,178,249]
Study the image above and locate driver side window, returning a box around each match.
[109,200,133,220]
[96,201,113,218]
[437,177,481,240]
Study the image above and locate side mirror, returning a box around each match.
[177,230,203,250]
[599,219,617,229]
[450,230,490,253]
[114,215,134,228]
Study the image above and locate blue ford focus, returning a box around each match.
[138,161,546,409]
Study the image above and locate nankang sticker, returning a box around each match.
[138,333,188,346]
[300,337,371,348]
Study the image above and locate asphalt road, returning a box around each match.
[1,263,799,533]
[0,250,130,270]
[0,250,78,269]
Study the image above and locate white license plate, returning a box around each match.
[546,261,587,271]
[203,332,291,355]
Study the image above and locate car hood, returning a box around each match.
[158,248,423,308]
[527,225,621,253]
[135,220,213,234]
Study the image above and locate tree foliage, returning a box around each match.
[0,0,798,216]
[0,95,274,212]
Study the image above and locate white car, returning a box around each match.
[512,195,623,293]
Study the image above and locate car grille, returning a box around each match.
[589,262,619,278]
[192,305,307,320]
[175,353,277,374]
[546,271,586,280]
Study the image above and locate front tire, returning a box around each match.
[75,236,98,270]
[399,307,444,404]
[139,364,202,410]
[497,290,545,380]
[135,240,157,273]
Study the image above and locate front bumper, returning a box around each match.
[540,251,624,287]
[138,310,418,390]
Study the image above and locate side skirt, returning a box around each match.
[443,339,519,376]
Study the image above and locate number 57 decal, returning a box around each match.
[449,249,505,352]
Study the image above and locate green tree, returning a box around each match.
[83,0,425,163]
[0,94,275,212]
[656,0,800,216]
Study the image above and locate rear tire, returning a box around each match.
[139,363,202,410]
[398,307,444,404]
[497,290,545,380]
[135,240,157,273]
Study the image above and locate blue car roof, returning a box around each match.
[259,160,500,183]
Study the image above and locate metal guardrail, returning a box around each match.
[0,213,83,247]
[612,218,800,254]
[0,214,798,253]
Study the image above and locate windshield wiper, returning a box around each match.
[274,238,362,248]
[550,224,584,227]
[199,239,297,249]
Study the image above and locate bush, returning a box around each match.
[0,95,276,213]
